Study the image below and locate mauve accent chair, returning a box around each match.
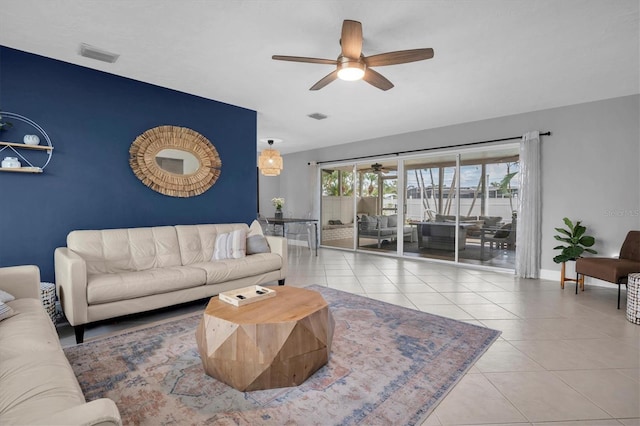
[576,231,640,309]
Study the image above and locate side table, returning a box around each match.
[627,273,640,325]
[40,282,57,324]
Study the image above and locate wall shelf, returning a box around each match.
[0,112,54,173]
[0,141,53,151]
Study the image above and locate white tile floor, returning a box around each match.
[57,247,640,426]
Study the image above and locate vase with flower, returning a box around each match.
[272,197,285,219]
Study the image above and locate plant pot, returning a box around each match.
[275,209,283,219]
[560,259,583,291]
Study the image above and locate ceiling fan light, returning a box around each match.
[337,59,365,81]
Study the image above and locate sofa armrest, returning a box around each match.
[54,247,89,326]
[0,265,40,299]
[30,398,122,426]
[265,236,288,279]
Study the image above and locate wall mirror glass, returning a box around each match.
[155,148,200,174]
[129,125,222,198]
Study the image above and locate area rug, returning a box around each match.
[64,285,500,425]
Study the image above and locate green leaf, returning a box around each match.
[553,245,567,250]
[579,236,595,247]
[554,228,571,237]
[574,225,586,239]
[564,246,585,260]
[554,236,572,243]
[554,254,570,263]
[562,217,574,230]
[584,248,598,254]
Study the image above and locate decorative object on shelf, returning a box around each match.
[0,111,54,173]
[259,139,283,176]
[23,134,40,145]
[272,197,285,218]
[553,217,597,289]
[129,125,222,198]
[2,156,20,168]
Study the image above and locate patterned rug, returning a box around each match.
[64,285,500,425]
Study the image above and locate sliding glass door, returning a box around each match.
[402,146,519,268]
[318,144,520,271]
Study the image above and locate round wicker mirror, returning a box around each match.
[129,125,222,197]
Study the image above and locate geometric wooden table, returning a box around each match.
[196,286,334,391]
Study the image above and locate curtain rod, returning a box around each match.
[308,131,551,166]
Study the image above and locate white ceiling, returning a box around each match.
[0,0,638,155]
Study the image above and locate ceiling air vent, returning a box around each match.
[307,112,328,121]
[79,43,120,63]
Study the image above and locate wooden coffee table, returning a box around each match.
[196,286,334,391]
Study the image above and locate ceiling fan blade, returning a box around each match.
[363,68,394,91]
[340,20,363,58]
[272,55,337,65]
[310,70,339,91]
[365,48,434,67]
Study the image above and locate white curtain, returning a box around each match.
[516,131,541,278]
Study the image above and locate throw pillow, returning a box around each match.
[0,301,16,321]
[387,214,398,227]
[248,220,264,237]
[378,215,389,229]
[0,289,15,303]
[246,235,271,255]
[213,229,247,260]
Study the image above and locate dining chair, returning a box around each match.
[257,214,278,236]
[285,211,314,254]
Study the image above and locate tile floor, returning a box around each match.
[57,247,640,426]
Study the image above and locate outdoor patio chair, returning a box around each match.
[576,230,640,309]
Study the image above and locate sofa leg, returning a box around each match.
[74,325,85,344]
[278,279,285,286]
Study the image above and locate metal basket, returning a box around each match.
[627,273,640,325]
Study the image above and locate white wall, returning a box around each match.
[267,95,640,278]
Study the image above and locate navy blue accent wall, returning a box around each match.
[0,47,257,281]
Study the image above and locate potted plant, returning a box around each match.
[553,217,597,288]
[272,197,285,219]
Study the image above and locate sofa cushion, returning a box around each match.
[246,235,270,255]
[67,226,182,274]
[0,299,60,358]
[86,265,206,305]
[360,215,377,230]
[0,352,85,425]
[378,215,389,228]
[191,253,283,285]
[213,229,246,260]
[176,224,249,266]
[247,220,264,237]
[387,214,398,227]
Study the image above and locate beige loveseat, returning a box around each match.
[55,223,287,343]
[0,265,121,425]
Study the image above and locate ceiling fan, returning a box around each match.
[272,19,434,91]
[364,163,392,174]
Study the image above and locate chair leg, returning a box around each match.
[74,325,85,344]
[617,283,621,309]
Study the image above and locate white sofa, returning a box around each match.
[0,265,121,425]
[55,223,287,343]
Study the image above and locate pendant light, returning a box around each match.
[258,139,283,176]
